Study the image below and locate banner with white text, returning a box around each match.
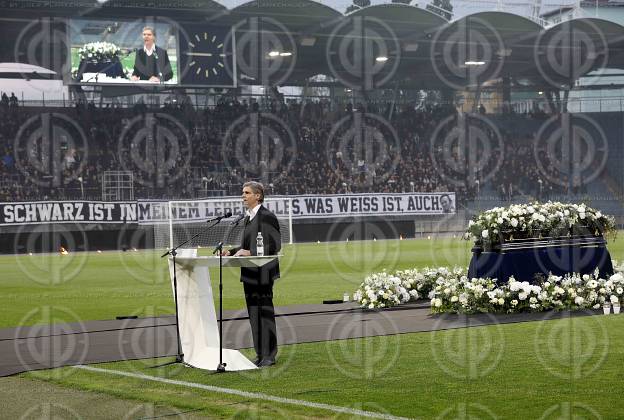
[0,193,455,225]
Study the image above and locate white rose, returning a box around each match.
[482,230,489,238]
[498,298,505,305]
[511,218,518,227]
[611,273,624,282]
[611,295,619,304]
[451,296,459,303]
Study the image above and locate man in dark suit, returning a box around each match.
[224,181,281,367]
[131,26,173,82]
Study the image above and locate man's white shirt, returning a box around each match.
[144,45,156,56]
[246,204,262,221]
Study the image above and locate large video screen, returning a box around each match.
[69,19,179,84]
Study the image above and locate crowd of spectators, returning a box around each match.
[0,93,598,206]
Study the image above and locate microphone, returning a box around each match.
[230,213,245,226]
[207,212,232,223]
[212,241,224,255]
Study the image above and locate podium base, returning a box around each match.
[150,355,197,369]
[185,348,257,371]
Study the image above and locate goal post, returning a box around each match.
[154,197,293,251]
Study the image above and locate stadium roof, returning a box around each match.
[6,0,624,89]
[531,17,624,87]
[410,11,544,89]
[228,0,340,28]
[0,63,56,75]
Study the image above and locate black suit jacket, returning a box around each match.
[132,46,173,81]
[229,205,281,286]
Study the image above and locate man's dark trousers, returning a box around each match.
[243,282,277,361]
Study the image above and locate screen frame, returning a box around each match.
[65,18,237,89]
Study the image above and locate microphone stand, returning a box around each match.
[212,215,245,373]
[212,241,226,372]
[152,216,226,369]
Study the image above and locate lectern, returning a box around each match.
[167,249,279,371]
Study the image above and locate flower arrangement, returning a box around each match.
[354,264,624,314]
[78,42,122,62]
[353,266,466,309]
[353,272,411,309]
[465,202,616,249]
[430,275,501,313]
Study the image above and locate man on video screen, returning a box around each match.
[131,26,173,82]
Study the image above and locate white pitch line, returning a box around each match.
[73,365,412,420]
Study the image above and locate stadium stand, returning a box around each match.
[1,96,623,216]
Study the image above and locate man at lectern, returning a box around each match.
[224,181,281,367]
[130,26,173,82]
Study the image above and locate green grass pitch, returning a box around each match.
[3,235,624,418]
[1,236,478,328]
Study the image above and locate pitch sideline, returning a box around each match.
[73,365,412,420]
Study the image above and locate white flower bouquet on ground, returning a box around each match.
[354,267,466,309]
[355,263,624,315]
[353,272,411,310]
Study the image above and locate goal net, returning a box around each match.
[153,197,293,251]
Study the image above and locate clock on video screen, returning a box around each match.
[179,25,235,87]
